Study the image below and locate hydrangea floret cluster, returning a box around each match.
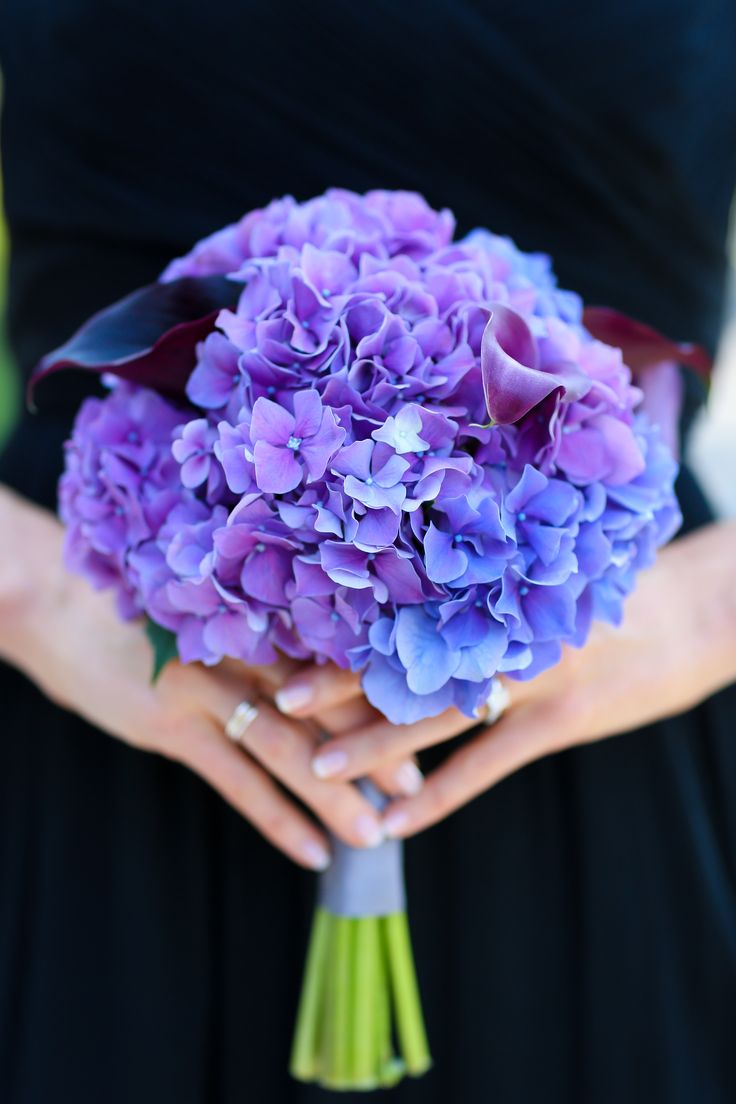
[59,189,680,724]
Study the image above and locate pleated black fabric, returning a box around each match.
[1,3,736,1101]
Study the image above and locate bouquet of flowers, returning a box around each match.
[34,190,707,1090]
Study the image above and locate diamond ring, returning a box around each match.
[477,681,511,726]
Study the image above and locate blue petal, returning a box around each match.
[368,617,396,656]
[523,585,576,641]
[454,622,507,681]
[526,478,580,526]
[424,522,467,584]
[505,464,548,513]
[395,606,461,693]
[362,653,454,724]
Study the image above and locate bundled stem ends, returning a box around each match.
[290,907,431,1091]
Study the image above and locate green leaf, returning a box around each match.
[145,619,179,683]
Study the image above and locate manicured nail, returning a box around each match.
[395,762,424,796]
[275,683,312,714]
[383,809,410,838]
[311,748,348,779]
[354,814,384,848]
[302,840,331,871]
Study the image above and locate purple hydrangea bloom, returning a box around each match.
[249,390,346,493]
[59,382,194,619]
[60,189,681,724]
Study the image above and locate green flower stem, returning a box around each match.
[375,923,404,1088]
[290,907,432,1090]
[350,914,379,1086]
[383,912,432,1077]
[289,906,332,1081]
[322,915,354,1089]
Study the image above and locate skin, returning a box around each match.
[2,485,735,865]
[0,486,418,871]
[275,518,736,837]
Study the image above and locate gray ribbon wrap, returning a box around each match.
[318,779,406,918]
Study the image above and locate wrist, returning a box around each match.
[679,519,736,691]
[0,486,67,670]
[706,519,736,654]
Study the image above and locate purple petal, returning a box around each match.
[300,412,346,481]
[176,618,218,665]
[204,609,269,661]
[241,548,292,606]
[180,453,210,489]
[250,396,295,446]
[292,557,336,597]
[374,551,426,604]
[313,503,344,537]
[344,475,406,513]
[354,508,401,549]
[372,406,429,453]
[290,596,335,643]
[293,389,323,438]
[215,423,254,494]
[320,542,372,589]
[300,243,357,295]
[637,360,683,458]
[374,453,410,487]
[186,332,241,409]
[213,524,254,560]
[332,439,373,481]
[557,416,644,486]
[166,578,221,616]
[253,440,302,492]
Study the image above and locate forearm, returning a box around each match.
[677,517,736,700]
[0,484,66,670]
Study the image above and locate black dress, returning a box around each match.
[1,3,736,1102]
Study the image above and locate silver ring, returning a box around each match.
[476,680,511,726]
[225,699,260,744]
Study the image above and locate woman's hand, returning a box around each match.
[0,488,420,869]
[274,520,736,838]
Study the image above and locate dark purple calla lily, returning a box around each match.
[582,306,712,376]
[481,303,590,424]
[29,275,240,404]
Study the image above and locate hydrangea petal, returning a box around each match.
[395,606,461,694]
[250,396,295,446]
[253,440,302,492]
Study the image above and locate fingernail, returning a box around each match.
[354,814,384,848]
[302,840,331,871]
[275,684,312,715]
[383,809,410,838]
[312,748,348,779]
[395,762,424,796]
